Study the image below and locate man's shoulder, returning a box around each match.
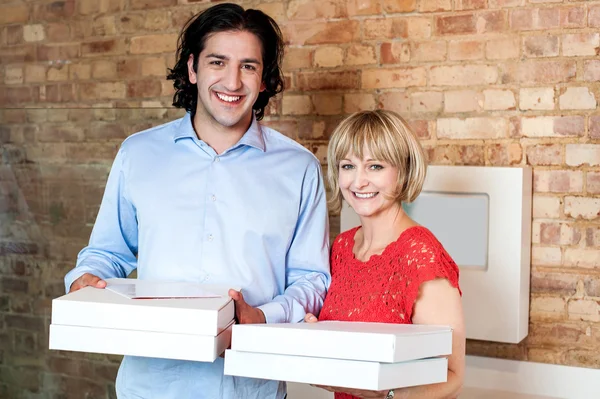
[121,117,182,149]
[259,123,319,164]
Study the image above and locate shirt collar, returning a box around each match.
[174,112,266,152]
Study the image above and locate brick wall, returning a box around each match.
[1,0,599,397]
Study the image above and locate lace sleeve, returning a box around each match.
[392,228,461,322]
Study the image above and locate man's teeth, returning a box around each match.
[216,93,241,102]
[354,192,376,199]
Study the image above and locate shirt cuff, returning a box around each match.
[257,301,286,324]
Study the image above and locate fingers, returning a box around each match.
[228,289,243,302]
[69,273,106,293]
[304,313,318,323]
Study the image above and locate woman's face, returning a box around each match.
[338,149,400,220]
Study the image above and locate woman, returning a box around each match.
[306,110,465,399]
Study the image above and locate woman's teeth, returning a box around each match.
[354,192,376,199]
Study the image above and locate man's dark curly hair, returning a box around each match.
[166,3,284,121]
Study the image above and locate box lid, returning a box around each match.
[231,321,452,363]
[51,278,236,336]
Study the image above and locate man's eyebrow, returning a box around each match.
[204,53,228,60]
[204,53,261,65]
[240,58,261,64]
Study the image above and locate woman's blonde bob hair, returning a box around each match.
[327,109,427,214]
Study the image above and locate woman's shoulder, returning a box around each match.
[400,225,445,252]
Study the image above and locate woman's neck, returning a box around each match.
[354,206,417,261]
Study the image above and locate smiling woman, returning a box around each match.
[306,110,465,399]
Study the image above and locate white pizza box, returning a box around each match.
[231,321,452,363]
[224,350,448,390]
[50,320,234,362]
[51,278,235,336]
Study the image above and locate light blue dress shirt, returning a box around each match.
[64,113,331,399]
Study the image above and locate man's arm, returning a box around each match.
[64,147,138,293]
[258,160,331,324]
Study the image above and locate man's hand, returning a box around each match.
[228,289,266,324]
[69,273,107,293]
[304,313,318,323]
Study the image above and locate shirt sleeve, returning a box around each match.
[257,160,331,323]
[63,146,138,293]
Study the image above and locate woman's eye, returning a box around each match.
[340,164,353,170]
[370,164,384,170]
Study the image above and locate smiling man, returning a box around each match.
[63,4,331,399]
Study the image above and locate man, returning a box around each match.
[64,4,330,398]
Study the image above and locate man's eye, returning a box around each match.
[210,61,224,66]
[242,64,256,71]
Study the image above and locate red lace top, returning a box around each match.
[319,226,461,399]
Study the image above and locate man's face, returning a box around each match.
[188,30,266,132]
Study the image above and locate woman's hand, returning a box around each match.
[304,313,318,323]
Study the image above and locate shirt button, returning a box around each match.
[211,195,216,202]
[214,157,220,163]
[208,234,213,241]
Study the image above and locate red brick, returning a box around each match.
[523,35,559,58]
[436,14,476,35]
[5,314,44,332]
[0,87,34,105]
[425,145,485,166]
[456,0,487,10]
[81,39,126,57]
[130,0,176,10]
[363,18,408,40]
[501,61,576,84]
[587,172,600,195]
[362,67,426,89]
[33,0,75,21]
[66,143,120,163]
[526,144,563,166]
[37,44,79,61]
[0,45,36,64]
[285,21,359,45]
[296,71,359,90]
[6,26,23,46]
[1,277,28,293]
[590,6,600,28]
[130,34,178,54]
[487,143,522,166]
[45,23,70,43]
[411,41,447,62]
[286,0,347,20]
[561,6,586,28]
[448,40,484,60]
[381,42,409,64]
[127,80,162,98]
[419,0,452,13]
[383,0,415,13]
[590,116,600,139]
[511,8,560,31]
[584,60,600,82]
[0,4,30,24]
[79,82,126,100]
[531,272,578,295]
[409,120,430,139]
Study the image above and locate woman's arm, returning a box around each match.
[393,278,465,399]
[307,278,465,399]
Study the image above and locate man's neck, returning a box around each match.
[192,113,252,155]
